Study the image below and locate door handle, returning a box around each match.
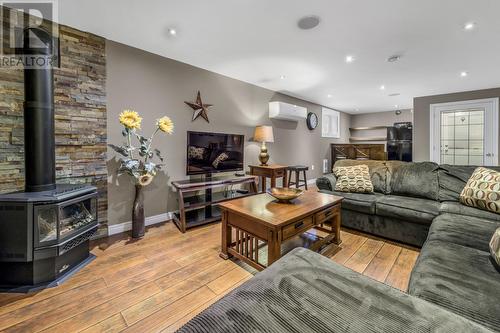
[486,153,492,157]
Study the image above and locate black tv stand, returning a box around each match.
[172,175,258,233]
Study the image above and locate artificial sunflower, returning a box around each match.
[138,173,154,186]
[157,116,174,134]
[119,110,142,130]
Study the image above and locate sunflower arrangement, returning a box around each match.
[109,109,174,186]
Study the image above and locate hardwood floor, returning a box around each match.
[0,221,419,333]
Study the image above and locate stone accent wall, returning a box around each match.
[0,8,108,233]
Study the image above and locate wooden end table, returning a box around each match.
[249,164,288,192]
[218,191,343,271]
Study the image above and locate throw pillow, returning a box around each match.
[188,146,206,160]
[333,165,374,193]
[490,228,500,271]
[460,167,500,214]
[212,152,229,168]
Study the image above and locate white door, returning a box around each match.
[430,98,499,166]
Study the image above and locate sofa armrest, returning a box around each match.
[316,173,337,191]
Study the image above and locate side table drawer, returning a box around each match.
[315,205,340,224]
[274,169,285,178]
[282,216,314,240]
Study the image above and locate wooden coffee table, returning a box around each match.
[219,190,343,271]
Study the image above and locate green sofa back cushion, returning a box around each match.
[390,161,440,200]
[334,159,390,194]
[438,164,500,202]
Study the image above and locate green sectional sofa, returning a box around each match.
[178,160,499,332]
[316,160,500,247]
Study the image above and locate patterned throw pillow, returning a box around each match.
[490,228,500,270]
[188,146,206,160]
[333,165,374,193]
[212,152,229,168]
[460,167,500,214]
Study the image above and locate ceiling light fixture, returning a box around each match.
[460,71,468,77]
[464,22,476,31]
[327,94,333,98]
[280,75,286,80]
[297,15,321,30]
[388,93,400,97]
[394,104,399,108]
[380,85,386,90]
[345,55,355,63]
[167,28,177,36]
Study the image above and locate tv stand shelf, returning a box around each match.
[172,175,258,233]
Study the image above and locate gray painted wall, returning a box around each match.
[350,110,413,145]
[413,88,500,161]
[106,40,350,226]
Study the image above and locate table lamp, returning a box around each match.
[253,125,274,166]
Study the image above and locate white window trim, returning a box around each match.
[429,98,499,165]
[321,108,340,138]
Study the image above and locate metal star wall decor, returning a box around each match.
[184,91,212,123]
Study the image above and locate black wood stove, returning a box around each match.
[0,28,98,291]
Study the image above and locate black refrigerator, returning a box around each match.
[387,122,413,161]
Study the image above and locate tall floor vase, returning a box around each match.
[132,184,145,238]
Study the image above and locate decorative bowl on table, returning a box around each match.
[267,187,304,203]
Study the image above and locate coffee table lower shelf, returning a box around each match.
[224,229,339,270]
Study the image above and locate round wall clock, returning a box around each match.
[306,112,318,130]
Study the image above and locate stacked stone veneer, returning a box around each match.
[0,7,108,233]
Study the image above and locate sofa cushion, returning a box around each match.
[427,213,500,252]
[490,228,500,270]
[321,190,382,214]
[440,201,500,222]
[390,161,440,200]
[334,159,391,194]
[376,195,440,225]
[334,165,374,193]
[460,167,500,214]
[179,248,491,333]
[409,240,500,332]
[438,164,500,202]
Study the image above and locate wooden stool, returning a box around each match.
[287,165,309,190]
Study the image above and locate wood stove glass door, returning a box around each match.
[58,194,97,241]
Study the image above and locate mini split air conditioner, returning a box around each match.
[269,101,307,121]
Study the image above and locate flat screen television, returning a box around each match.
[186,131,244,175]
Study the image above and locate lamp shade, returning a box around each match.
[254,125,274,143]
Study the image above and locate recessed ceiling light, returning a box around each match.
[327,94,333,98]
[380,85,386,90]
[280,75,286,80]
[355,108,360,112]
[460,71,468,77]
[345,55,355,63]
[387,55,401,63]
[297,15,321,30]
[167,28,177,36]
[464,22,476,31]
[394,104,399,108]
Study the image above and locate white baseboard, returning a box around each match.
[108,212,173,236]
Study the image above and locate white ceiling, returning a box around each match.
[58,0,500,114]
